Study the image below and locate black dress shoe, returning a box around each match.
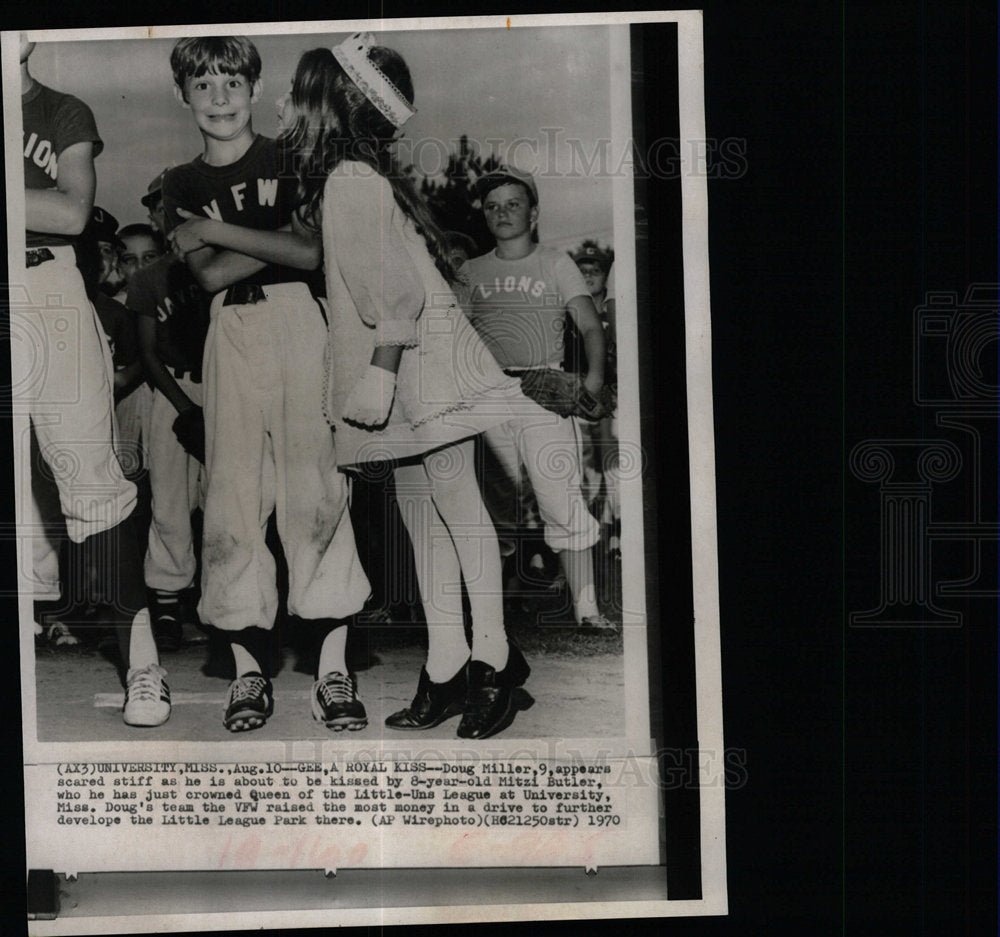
[457,644,531,740]
[385,665,468,730]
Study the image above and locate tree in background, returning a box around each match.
[415,136,504,254]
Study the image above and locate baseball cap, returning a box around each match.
[571,244,613,272]
[475,165,539,205]
[89,206,119,244]
[140,170,167,208]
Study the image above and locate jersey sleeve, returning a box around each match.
[553,251,590,305]
[161,168,196,236]
[53,94,103,160]
[322,168,425,346]
[115,304,140,366]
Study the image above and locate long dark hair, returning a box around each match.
[284,47,458,284]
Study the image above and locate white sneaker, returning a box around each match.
[123,664,171,727]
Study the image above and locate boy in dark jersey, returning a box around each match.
[163,37,369,732]
[80,206,149,480]
[128,171,210,651]
[18,34,169,725]
[76,209,145,458]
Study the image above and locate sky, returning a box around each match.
[26,25,619,250]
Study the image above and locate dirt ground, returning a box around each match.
[32,587,626,744]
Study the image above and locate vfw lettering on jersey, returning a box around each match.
[200,177,279,221]
[23,132,59,180]
[476,274,547,301]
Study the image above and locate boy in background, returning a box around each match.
[571,244,621,561]
[128,170,210,652]
[461,167,616,633]
[118,223,164,282]
[77,209,145,465]
[114,220,165,480]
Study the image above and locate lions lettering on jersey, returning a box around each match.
[476,275,547,301]
[23,132,59,180]
[200,177,279,221]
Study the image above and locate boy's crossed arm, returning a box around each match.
[168,208,321,293]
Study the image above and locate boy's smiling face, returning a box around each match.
[177,70,261,144]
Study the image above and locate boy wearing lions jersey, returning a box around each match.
[461,167,615,633]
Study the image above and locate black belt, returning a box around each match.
[171,366,201,383]
[503,368,530,378]
[222,281,328,326]
[26,248,55,268]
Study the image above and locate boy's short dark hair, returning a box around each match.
[118,222,164,253]
[170,37,262,97]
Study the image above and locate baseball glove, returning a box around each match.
[172,406,206,464]
[518,369,614,421]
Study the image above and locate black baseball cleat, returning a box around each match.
[457,644,531,740]
[311,671,367,732]
[385,664,468,730]
[224,672,274,732]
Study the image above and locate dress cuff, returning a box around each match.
[375,319,419,347]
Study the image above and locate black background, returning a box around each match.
[1,2,997,935]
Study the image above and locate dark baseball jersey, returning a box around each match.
[23,81,103,248]
[162,134,321,294]
[126,254,210,375]
[92,292,138,370]
[460,246,589,370]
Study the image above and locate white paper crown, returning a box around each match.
[332,32,416,128]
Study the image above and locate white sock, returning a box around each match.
[424,443,508,672]
[317,624,348,678]
[127,609,159,671]
[231,643,261,677]
[472,635,509,673]
[560,547,600,621]
[574,583,600,621]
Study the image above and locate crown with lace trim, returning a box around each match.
[332,32,416,129]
